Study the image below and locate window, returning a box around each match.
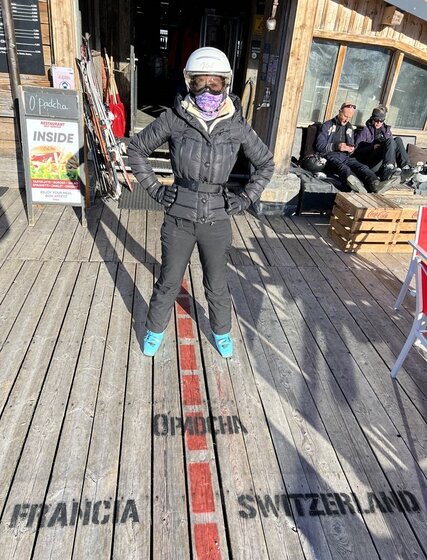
[388,58,427,129]
[298,39,427,130]
[298,41,339,123]
[332,45,391,126]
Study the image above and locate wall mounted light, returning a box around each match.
[266,0,279,31]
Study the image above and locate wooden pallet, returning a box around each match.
[328,192,426,253]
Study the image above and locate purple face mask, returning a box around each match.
[194,91,225,120]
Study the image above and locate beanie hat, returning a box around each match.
[371,106,387,121]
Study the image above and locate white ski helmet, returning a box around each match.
[184,47,232,93]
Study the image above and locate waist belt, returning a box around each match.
[175,177,224,193]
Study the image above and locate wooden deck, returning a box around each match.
[0,188,426,560]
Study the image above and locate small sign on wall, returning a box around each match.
[19,85,87,226]
[382,6,405,26]
[52,66,75,90]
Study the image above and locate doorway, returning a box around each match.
[133,0,253,124]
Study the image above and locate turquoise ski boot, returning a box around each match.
[143,330,164,357]
[213,332,233,358]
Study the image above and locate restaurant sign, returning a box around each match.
[19,86,86,225]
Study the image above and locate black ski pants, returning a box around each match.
[146,214,232,335]
[325,151,378,187]
[356,137,411,169]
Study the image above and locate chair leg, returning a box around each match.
[390,324,419,378]
[394,260,416,310]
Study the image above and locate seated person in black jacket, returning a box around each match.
[354,105,415,182]
[316,101,387,194]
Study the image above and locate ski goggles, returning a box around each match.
[188,75,228,95]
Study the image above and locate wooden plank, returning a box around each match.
[329,227,414,252]
[331,215,417,235]
[174,269,229,559]
[192,264,284,560]
[41,205,80,260]
[263,264,427,559]
[229,216,253,266]
[299,265,427,473]
[31,263,117,560]
[9,205,65,260]
[279,265,427,543]
[0,258,24,304]
[115,208,129,262]
[228,263,381,559]
[72,263,134,558]
[243,212,282,265]
[245,212,295,266]
[49,0,78,76]
[151,264,190,560]
[0,188,20,214]
[286,216,346,268]
[322,0,340,30]
[0,263,93,559]
[348,0,365,34]
[0,260,43,351]
[314,29,427,64]
[122,208,146,263]
[314,0,326,28]
[89,199,122,262]
[0,260,62,415]
[0,193,26,236]
[350,255,416,327]
[233,214,270,267]
[273,0,320,172]
[324,44,347,120]
[111,264,152,560]
[0,199,44,264]
[145,211,163,264]
[65,199,104,261]
[320,264,427,406]
[382,51,404,110]
[335,0,353,33]
[266,215,315,267]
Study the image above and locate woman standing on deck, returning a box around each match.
[128,47,274,358]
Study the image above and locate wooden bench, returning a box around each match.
[328,192,427,252]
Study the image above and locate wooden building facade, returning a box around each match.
[257,0,427,180]
[1,0,427,204]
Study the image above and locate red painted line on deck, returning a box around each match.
[194,523,221,560]
[182,375,202,406]
[177,316,194,339]
[185,413,208,450]
[176,295,191,315]
[177,281,221,559]
[189,463,215,513]
[179,344,198,370]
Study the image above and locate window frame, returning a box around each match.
[298,38,427,132]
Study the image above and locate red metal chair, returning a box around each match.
[391,243,427,378]
[394,206,427,310]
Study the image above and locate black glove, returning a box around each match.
[226,192,251,216]
[147,182,178,209]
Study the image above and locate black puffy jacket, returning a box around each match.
[128,93,274,222]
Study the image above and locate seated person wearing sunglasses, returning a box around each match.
[315,102,384,194]
[128,47,274,359]
[354,105,415,182]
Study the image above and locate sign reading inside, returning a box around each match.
[19,86,86,225]
[26,118,80,203]
[0,0,45,75]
